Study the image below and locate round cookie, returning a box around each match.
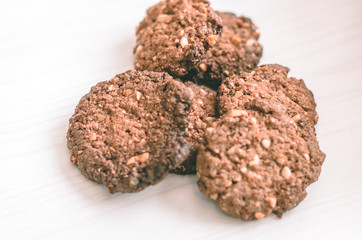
[67,70,193,193]
[183,12,262,89]
[134,0,222,78]
[197,113,320,220]
[171,81,217,175]
[226,98,325,186]
[217,65,325,187]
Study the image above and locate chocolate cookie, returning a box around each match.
[197,113,321,220]
[171,81,217,175]
[217,64,318,131]
[217,65,325,184]
[67,70,193,193]
[134,0,222,78]
[183,12,262,89]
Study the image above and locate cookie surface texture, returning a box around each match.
[67,70,193,193]
[171,81,217,175]
[183,12,262,89]
[197,114,319,220]
[134,0,222,78]
[217,64,317,126]
[217,65,325,183]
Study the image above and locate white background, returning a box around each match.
[1,0,361,239]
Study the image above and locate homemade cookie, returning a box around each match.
[171,81,217,175]
[197,113,322,220]
[184,12,262,89]
[217,65,325,186]
[67,70,193,193]
[134,0,222,78]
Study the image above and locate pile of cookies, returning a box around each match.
[67,0,325,221]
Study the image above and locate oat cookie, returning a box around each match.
[134,0,222,78]
[217,65,325,184]
[171,81,217,175]
[197,114,322,220]
[67,70,193,193]
[184,12,262,89]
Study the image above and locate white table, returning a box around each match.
[1,0,361,239]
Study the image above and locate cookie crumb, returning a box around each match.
[89,133,97,141]
[137,152,150,163]
[180,37,189,48]
[261,139,271,149]
[303,153,310,163]
[246,39,256,47]
[254,212,265,220]
[231,36,241,46]
[210,193,218,200]
[135,45,143,55]
[136,91,142,100]
[281,166,292,179]
[249,155,260,166]
[199,63,208,72]
[127,152,150,165]
[126,157,136,165]
[268,196,277,208]
[247,171,262,180]
[227,109,247,117]
[250,117,257,125]
[207,35,218,47]
[314,114,319,123]
[276,155,288,165]
[157,14,172,23]
[71,156,77,164]
[291,114,302,123]
[234,90,243,98]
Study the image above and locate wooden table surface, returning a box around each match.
[1,0,361,239]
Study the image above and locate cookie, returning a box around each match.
[182,12,262,89]
[171,81,217,175]
[217,64,318,131]
[217,65,325,184]
[134,0,223,78]
[197,113,322,220]
[67,70,193,193]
